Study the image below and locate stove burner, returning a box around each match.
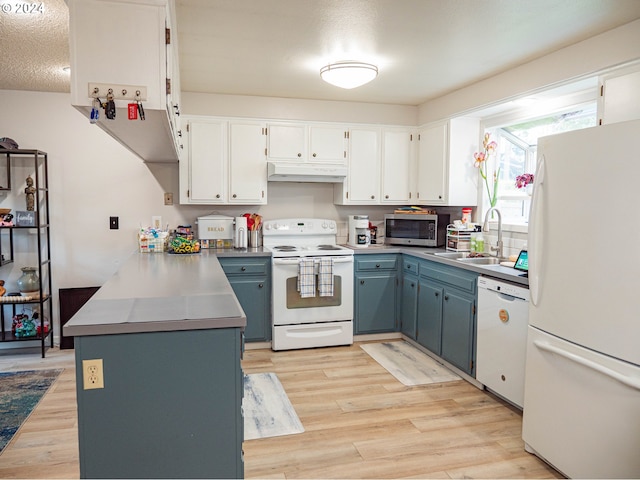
[317,245,341,250]
[273,245,298,251]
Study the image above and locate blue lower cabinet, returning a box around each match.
[219,257,271,342]
[417,279,443,354]
[400,272,418,339]
[354,254,399,334]
[440,288,476,375]
[411,258,478,377]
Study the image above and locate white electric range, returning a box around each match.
[262,218,354,350]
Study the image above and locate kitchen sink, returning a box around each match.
[456,257,501,265]
[431,252,470,259]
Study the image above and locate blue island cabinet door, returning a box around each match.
[74,328,243,479]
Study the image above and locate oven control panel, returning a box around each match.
[263,219,337,234]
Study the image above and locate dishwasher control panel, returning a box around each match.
[478,276,530,301]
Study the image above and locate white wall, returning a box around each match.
[182,93,418,126]
[418,19,640,123]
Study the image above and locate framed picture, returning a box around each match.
[15,210,36,227]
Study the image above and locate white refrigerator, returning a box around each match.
[522,119,640,479]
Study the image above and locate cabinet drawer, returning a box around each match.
[403,258,419,275]
[219,259,268,275]
[356,256,398,271]
[420,261,477,294]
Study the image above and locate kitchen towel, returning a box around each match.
[317,257,334,297]
[297,258,316,298]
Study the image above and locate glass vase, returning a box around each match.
[17,267,39,297]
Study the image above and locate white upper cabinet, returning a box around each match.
[266,123,306,161]
[68,0,181,162]
[334,128,381,204]
[334,127,414,205]
[180,117,267,205]
[267,123,347,164]
[382,128,414,204]
[309,126,348,163]
[416,122,447,204]
[416,117,479,206]
[228,122,267,204]
[599,67,640,125]
[180,119,227,204]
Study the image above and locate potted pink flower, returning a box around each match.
[515,173,534,194]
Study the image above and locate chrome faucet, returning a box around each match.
[483,207,503,259]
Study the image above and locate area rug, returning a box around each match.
[0,369,63,454]
[243,372,304,441]
[361,341,461,386]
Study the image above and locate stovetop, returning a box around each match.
[262,218,353,257]
[265,243,353,258]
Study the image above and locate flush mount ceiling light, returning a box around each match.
[320,61,378,89]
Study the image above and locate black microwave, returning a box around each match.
[384,213,450,247]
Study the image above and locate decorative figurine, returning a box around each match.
[25,175,35,211]
[0,280,5,296]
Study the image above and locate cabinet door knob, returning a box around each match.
[385,195,389,199]
[312,153,317,157]
[258,283,263,288]
[216,194,220,198]
[435,292,439,297]
[444,295,449,301]
[297,153,302,157]
[360,280,365,285]
[411,283,415,287]
[233,194,237,198]
[371,195,375,199]
[375,264,380,268]
[241,266,246,271]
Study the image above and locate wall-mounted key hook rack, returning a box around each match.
[88,83,148,102]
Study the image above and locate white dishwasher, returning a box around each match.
[476,276,530,408]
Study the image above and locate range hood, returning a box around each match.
[267,162,348,183]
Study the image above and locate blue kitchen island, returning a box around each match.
[64,252,246,479]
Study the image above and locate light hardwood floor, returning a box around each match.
[0,343,562,479]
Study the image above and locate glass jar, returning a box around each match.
[461,208,472,228]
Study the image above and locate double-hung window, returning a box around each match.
[486,103,597,226]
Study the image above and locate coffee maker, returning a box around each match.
[348,215,370,248]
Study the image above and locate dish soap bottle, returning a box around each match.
[475,233,484,254]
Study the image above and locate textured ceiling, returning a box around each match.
[0,0,70,92]
[1,1,640,106]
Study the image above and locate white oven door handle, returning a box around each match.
[273,257,353,265]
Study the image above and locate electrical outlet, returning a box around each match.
[82,359,104,390]
[164,192,173,205]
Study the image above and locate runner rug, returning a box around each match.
[0,369,63,454]
[243,372,304,440]
[361,341,461,386]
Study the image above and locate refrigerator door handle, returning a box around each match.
[529,154,546,307]
[534,340,640,391]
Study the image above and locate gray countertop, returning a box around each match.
[64,243,525,338]
[63,251,247,337]
[347,244,529,286]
